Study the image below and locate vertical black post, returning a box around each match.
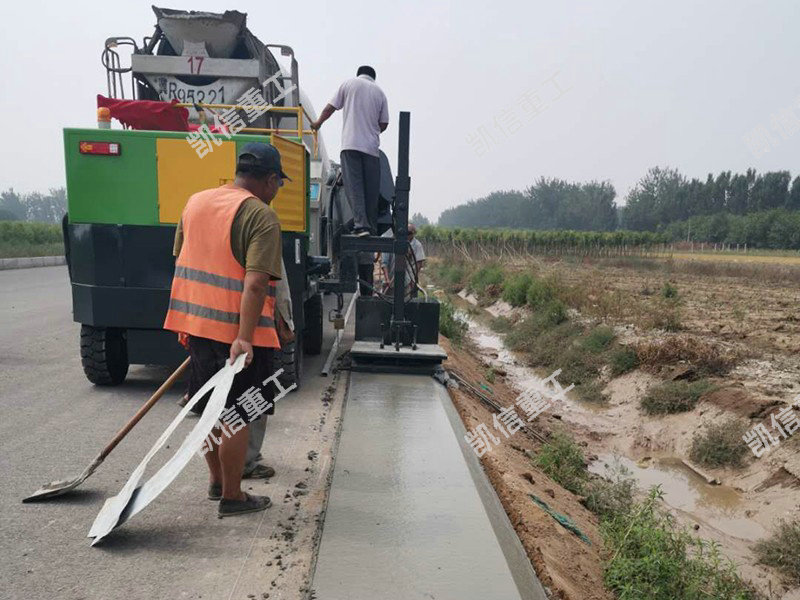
[393,112,411,330]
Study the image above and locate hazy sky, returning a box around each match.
[2,0,798,221]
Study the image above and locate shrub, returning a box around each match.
[610,346,639,376]
[501,273,533,307]
[540,298,567,326]
[576,380,607,403]
[640,380,714,415]
[635,335,740,375]
[438,300,467,344]
[661,281,679,299]
[583,465,636,520]
[582,325,616,353]
[468,264,504,296]
[526,277,557,308]
[689,418,749,468]
[532,431,587,495]
[489,315,513,333]
[436,262,470,292]
[754,520,800,584]
[602,487,761,599]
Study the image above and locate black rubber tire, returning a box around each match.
[303,292,324,355]
[80,325,129,386]
[273,336,302,391]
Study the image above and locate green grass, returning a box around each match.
[532,431,588,495]
[661,281,679,299]
[689,418,749,468]
[438,299,468,344]
[501,273,534,306]
[754,520,800,585]
[610,346,639,376]
[489,315,513,333]
[468,264,505,297]
[0,221,63,258]
[582,325,616,353]
[602,487,761,599]
[583,466,636,520]
[433,262,470,293]
[640,380,714,415]
[526,277,557,308]
[576,380,608,403]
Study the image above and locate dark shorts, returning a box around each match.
[187,336,276,424]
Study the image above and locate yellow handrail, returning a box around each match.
[176,102,318,157]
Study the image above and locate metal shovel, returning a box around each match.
[22,357,191,503]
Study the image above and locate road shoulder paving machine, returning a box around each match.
[63,6,444,388]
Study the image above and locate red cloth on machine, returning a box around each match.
[97,95,191,131]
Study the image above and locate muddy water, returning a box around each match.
[451,295,766,543]
[589,455,767,541]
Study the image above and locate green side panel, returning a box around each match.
[65,128,310,228]
[64,129,159,225]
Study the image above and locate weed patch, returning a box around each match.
[602,488,761,599]
[501,273,534,307]
[754,520,800,585]
[438,300,468,344]
[468,264,505,297]
[689,418,749,468]
[610,346,639,376]
[640,379,714,415]
[582,325,616,353]
[532,431,587,495]
[636,335,740,375]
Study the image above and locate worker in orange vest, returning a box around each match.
[165,142,293,518]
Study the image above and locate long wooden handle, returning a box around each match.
[98,357,191,461]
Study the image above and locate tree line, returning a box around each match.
[435,168,800,249]
[0,188,67,224]
[438,179,617,231]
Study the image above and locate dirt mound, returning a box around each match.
[703,386,782,420]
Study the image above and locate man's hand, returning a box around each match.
[230,338,254,367]
[310,120,321,131]
[277,316,295,345]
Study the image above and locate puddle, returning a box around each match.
[590,455,767,541]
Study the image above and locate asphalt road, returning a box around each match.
[0,266,345,600]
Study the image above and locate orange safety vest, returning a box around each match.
[164,184,280,348]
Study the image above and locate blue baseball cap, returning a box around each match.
[237,142,291,180]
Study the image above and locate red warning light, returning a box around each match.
[79,141,121,156]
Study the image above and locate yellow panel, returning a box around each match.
[270,135,307,232]
[157,138,236,224]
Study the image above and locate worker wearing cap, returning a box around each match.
[164,142,293,518]
[311,65,389,238]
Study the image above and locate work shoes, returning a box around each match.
[353,227,371,237]
[242,464,275,479]
[208,482,222,501]
[218,493,272,518]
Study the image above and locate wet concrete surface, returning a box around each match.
[0,266,347,599]
[312,372,541,600]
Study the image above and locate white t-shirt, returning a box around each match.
[329,75,389,157]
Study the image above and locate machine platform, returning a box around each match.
[349,341,447,374]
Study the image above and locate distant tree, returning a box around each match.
[410,212,430,227]
[23,188,67,223]
[0,188,25,220]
